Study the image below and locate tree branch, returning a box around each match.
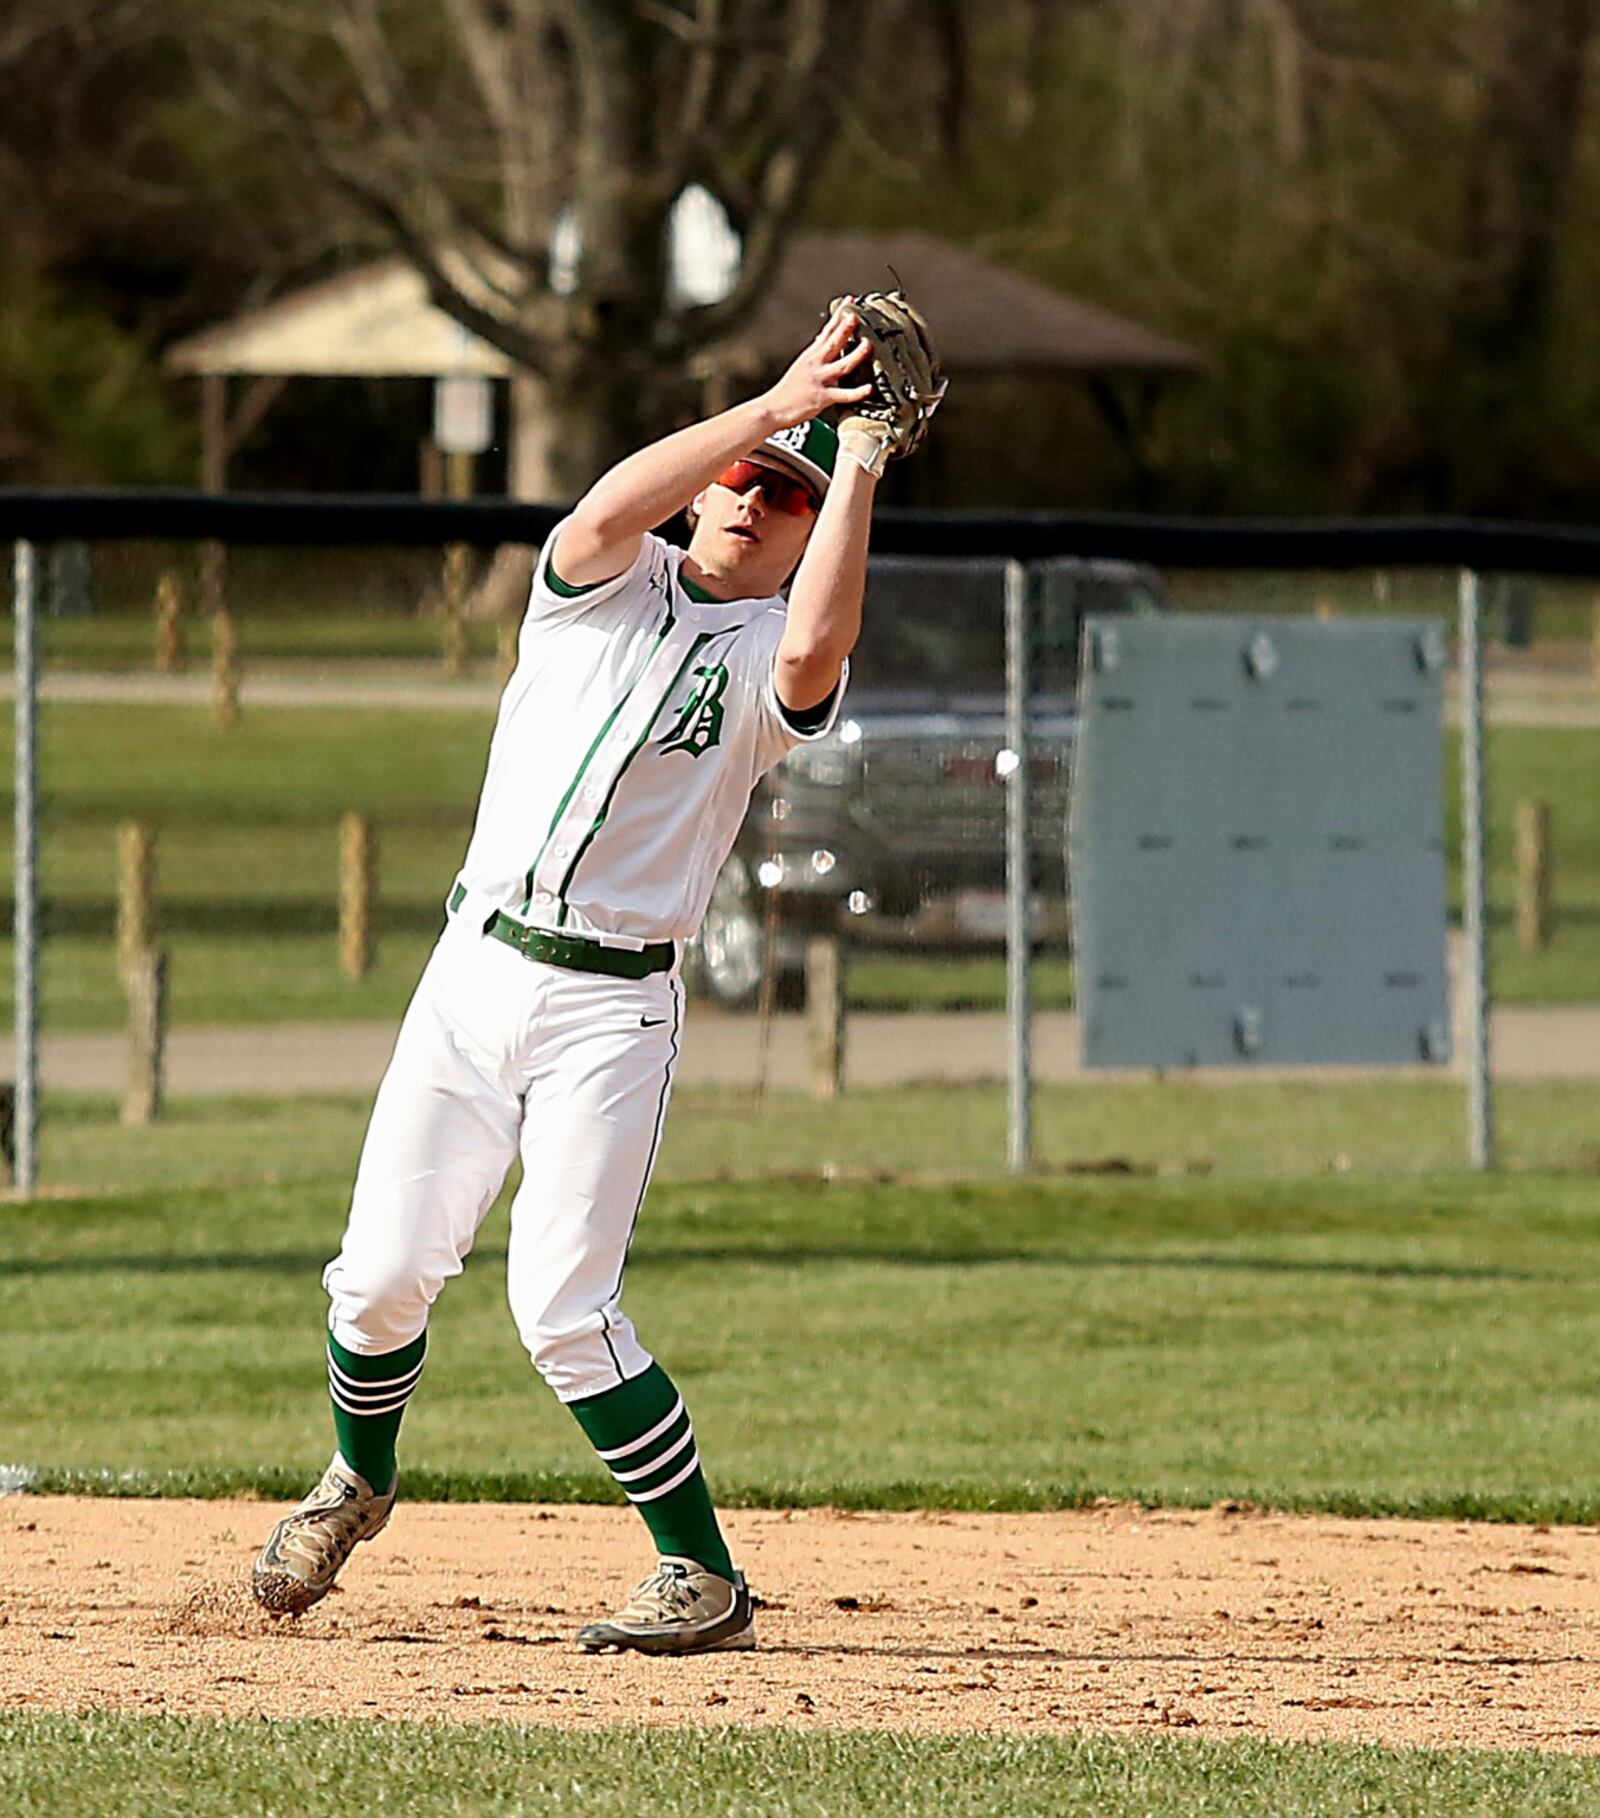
[325,156,561,373]
[442,0,518,135]
[670,0,865,350]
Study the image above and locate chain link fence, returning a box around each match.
[4,514,1599,1189]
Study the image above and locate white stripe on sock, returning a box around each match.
[327,1378,424,1409]
[608,1420,695,1486]
[626,1449,702,1504]
[327,1374,425,1403]
[593,1396,685,1463]
[327,1386,421,1415]
[328,1385,416,1418]
[327,1354,425,1398]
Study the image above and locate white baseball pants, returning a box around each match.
[322,910,682,1402]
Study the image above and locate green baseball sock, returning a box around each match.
[326,1330,426,1492]
[567,1362,734,1580]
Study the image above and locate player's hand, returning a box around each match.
[760,302,874,430]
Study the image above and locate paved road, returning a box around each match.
[5,664,1600,726]
[6,1003,1599,1098]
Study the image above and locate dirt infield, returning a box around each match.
[4,1496,1600,1752]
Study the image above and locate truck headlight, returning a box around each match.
[782,738,856,788]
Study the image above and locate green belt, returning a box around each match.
[450,884,674,980]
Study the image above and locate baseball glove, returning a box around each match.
[830,289,947,475]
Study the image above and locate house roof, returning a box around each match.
[166,232,1204,382]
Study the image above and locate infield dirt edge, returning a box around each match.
[4,1496,1600,1753]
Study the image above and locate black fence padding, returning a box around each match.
[871,511,1600,574]
[4,488,1600,574]
[0,490,564,549]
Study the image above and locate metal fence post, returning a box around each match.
[1459,569,1493,1170]
[13,541,39,1195]
[1004,558,1033,1174]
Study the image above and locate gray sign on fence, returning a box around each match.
[1069,615,1450,1069]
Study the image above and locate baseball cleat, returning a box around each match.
[576,1556,756,1655]
[251,1452,396,1616]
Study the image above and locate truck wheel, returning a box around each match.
[695,854,767,1009]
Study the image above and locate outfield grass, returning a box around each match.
[847,954,1076,1011]
[6,1716,1600,1817]
[1443,727,1600,1004]
[41,608,504,670]
[28,1077,1600,1199]
[5,1158,1600,1520]
[3,930,1083,1030]
[1165,564,1600,640]
[0,706,1597,1026]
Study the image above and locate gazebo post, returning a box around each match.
[201,373,228,492]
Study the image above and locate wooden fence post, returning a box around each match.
[340,812,377,979]
[805,935,845,1099]
[0,1084,15,1187]
[154,572,187,673]
[122,947,168,1126]
[212,606,240,727]
[117,820,157,980]
[200,538,225,618]
[1515,799,1551,952]
[441,545,470,678]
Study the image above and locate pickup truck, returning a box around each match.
[685,554,1169,1006]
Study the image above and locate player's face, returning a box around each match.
[687,460,819,595]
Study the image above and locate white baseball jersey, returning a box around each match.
[451,521,845,944]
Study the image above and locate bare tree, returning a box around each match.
[0,0,224,481]
[200,0,907,501]
[1456,0,1600,371]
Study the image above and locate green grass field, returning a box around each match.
[27,1076,1600,1195]
[1165,565,1600,640]
[34,556,1600,656]
[8,1088,1600,1808]
[0,702,1597,1027]
[7,1716,1600,1817]
[3,658,1598,1808]
[41,608,504,670]
[6,1137,1600,1521]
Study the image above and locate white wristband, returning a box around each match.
[838,424,891,478]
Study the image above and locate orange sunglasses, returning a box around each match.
[713,459,820,518]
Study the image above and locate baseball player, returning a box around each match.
[252,294,942,1655]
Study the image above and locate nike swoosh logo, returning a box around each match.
[640,1016,667,1028]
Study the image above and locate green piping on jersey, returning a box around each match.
[554,631,715,926]
[543,544,604,598]
[519,604,675,916]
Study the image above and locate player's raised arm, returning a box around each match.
[773,452,877,712]
[549,306,874,589]
[775,291,948,712]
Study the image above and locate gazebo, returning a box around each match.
[166,231,1204,498]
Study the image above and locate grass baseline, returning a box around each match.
[13,1464,1600,1528]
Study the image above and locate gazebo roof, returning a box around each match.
[167,234,1203,383]
[166,257,509,379]
[725,231,1203,378]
